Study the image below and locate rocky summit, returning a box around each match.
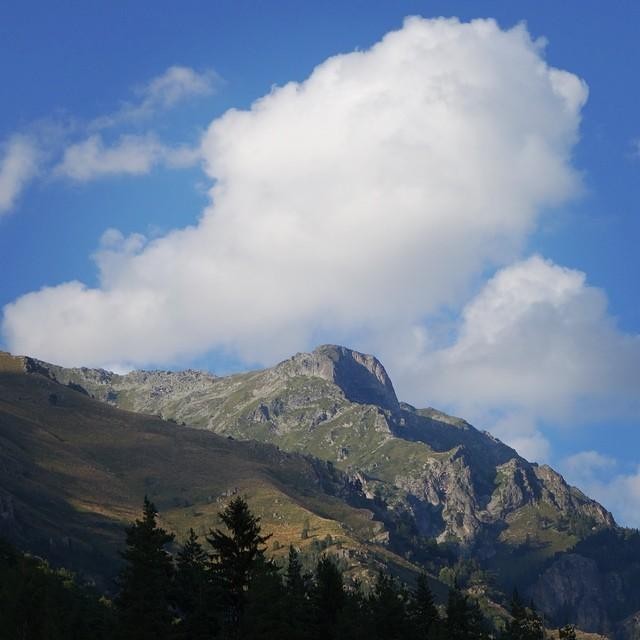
[3,346,640,638]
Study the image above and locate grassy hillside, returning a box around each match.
[0,352,436,592]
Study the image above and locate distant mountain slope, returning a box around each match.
[0,351,427,590]
[39,345,613,551]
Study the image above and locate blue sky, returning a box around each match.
[1,1,639,525]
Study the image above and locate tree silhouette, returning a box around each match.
[207,496,271,632]
[502,590,545,640]
[311,555,345,638]
[175,528,218,639]
[409,573,440,638]
[117,496,175,640]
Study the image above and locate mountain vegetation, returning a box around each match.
[0,347,637,638]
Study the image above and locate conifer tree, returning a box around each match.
[311,555,345,638]
[207,496,271,632]
[175,528,218,639]
[409,573,440,638]
[446,586,490,640]
[241,556,288,640]
[116,497,175,640]
[503,590,545,640]
[285,545,306,601]
[369,570,410,640]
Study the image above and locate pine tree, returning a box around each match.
[409,573,440,638]
[311,555,345,638]
[175,528,219,639]
[503,590,545,640]
[116,497,175,640]
[446,586,490,640]
[369,570,410,640]
[207,496,271,633]
[285,545,306,600]
[241,556,288,640]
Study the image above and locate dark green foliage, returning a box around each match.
[558,624,576,640]
[175,528,219,639]
[0,497,503,640]
[116,496,176,640]
[502,590,545,640]
[446,586,491,640]
[285,545,306,599]
[207,495,272,632]
[311,555,346,636]
[0,538,115,640]
[369,570,411,640]
[240,557,289,639]
[409,573,440,638]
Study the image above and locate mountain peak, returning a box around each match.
[277,344,400,412]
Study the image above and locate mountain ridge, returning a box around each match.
[10,345,614,545]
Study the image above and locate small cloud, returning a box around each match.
[137,65,218,111]
[91,66,219,129]
[0,135,40,215]
[563,450,617,480]
[0,66,214,208]
[53,133,200,181]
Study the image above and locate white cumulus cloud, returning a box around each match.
[0,135,40,215]
[3,17,588,372]
[386,256,640,460]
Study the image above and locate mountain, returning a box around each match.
[0,350,431,592]
[2,345,639,638]
[40,345,613,548]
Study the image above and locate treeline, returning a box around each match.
[0,537,115,639]
[0,496,578,639]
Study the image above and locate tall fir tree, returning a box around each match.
[502,590,545,640]
[311,555,346,639]
[409,573,440,639]
[207,496,271,634]
[175,528,219,639]
[116,497,175,640]
[285,545,306,602]
[241,556,288,640]
[283,546,311,640]
[369,570,410,640]
[446,586,490,640]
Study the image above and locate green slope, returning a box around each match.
[0,352,437,593]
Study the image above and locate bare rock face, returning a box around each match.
[488,458,541,517]
[620,610,640,640]
[278,345,400,412]
[530,554,614,634]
